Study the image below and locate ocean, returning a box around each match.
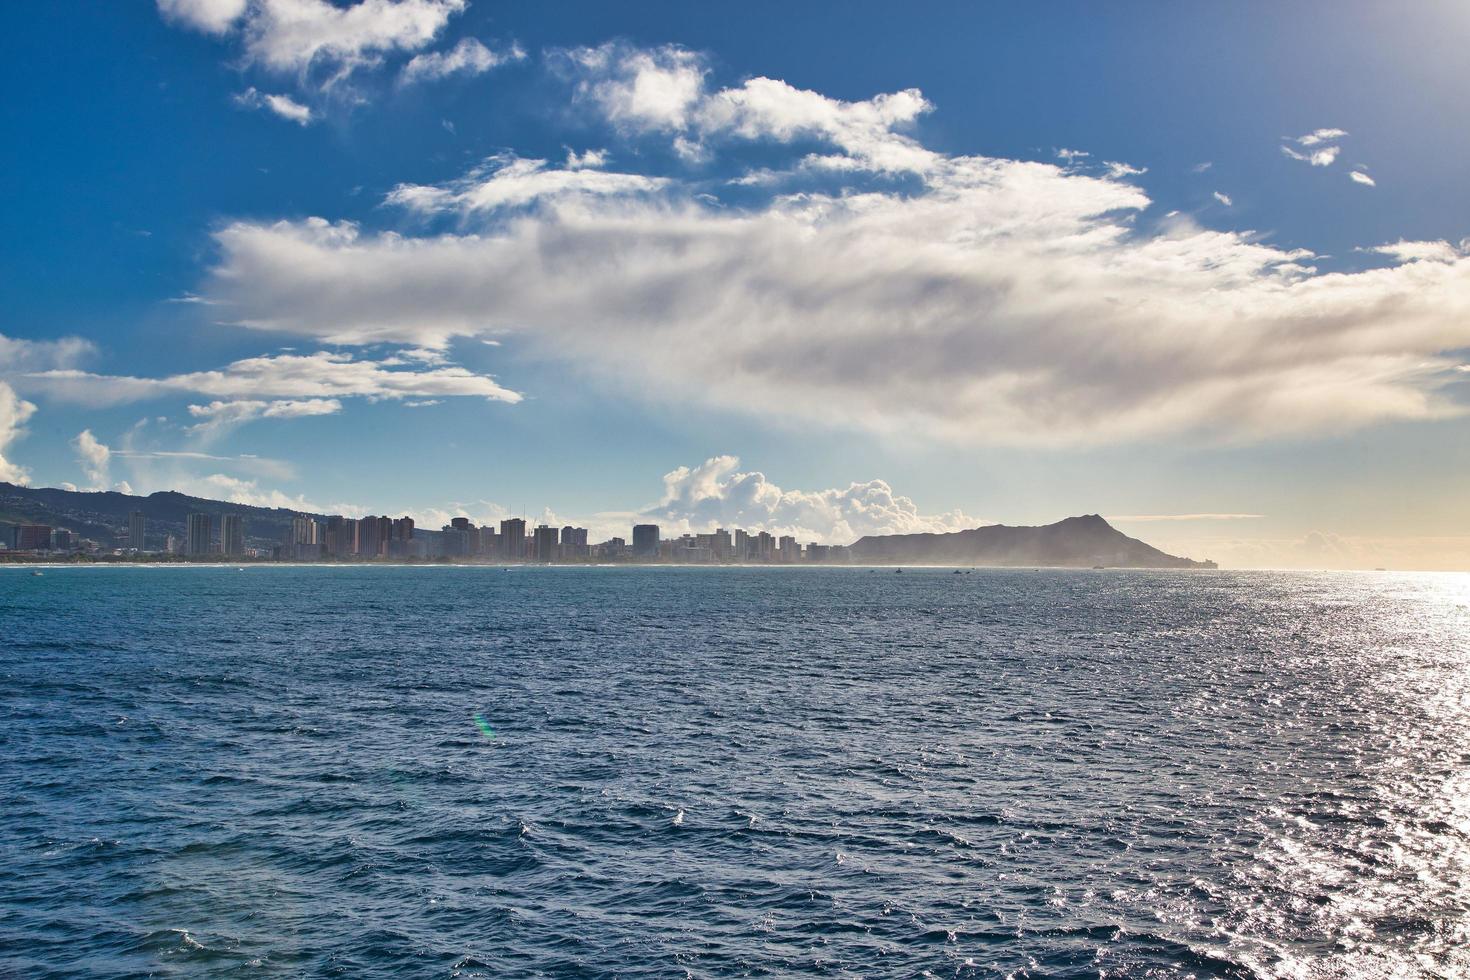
[2,565,1467,978]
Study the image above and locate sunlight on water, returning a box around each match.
[1,566,1467,977]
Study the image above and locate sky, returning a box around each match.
[2,1,1469,569]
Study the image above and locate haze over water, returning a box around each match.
[3,566,1469,977]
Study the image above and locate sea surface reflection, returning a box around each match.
[2,566,1467,977]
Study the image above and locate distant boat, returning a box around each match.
[895,568,903,574]
[1092,565,1105,570]
[31,571,43,577]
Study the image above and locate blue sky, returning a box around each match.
[2,1,1469,567]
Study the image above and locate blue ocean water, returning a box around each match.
[2,566,1468,978]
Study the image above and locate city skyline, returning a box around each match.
[2,3,1469,569]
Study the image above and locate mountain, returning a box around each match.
[850,515,1217,568]
[0,482,337,551]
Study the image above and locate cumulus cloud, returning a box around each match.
[234,86,314,124]
[565,147,608,169]
[399,36,522,85]
[166,54,1470,447]
[27,350,520,407]
[0,382,38,485]
[159,0,465,90]
[72,429,112,488]
[385,153,667,213]
[640,455,980,544]
[1373,240,1463,264]
[565,43,936,174]
[1349,170,1376,187]
[1297,128,1348,147]
[1213,190,1233,206]
[156,0,247,34]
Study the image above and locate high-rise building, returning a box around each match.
[292,514,322,560]
[499,518,527,559]
[323,516,352,558]
[734,529,751,562]
[49,529,74,552]
[632,524,660,558]
[755,531,776,561]
[127,511,146,551]
[185,513,212,556]
[292,515,318,545]
[357,515,383,558]
[391,517,415,557]
[560,526,588,558]
[221,514,245,556]
[14,525,51,551]
[372,516,392,557]
[532,524,559,561]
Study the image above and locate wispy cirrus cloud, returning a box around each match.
[234,86,313,124]
[1282,128,1347,168]
[186,397,343,436]
[25,350,520,408]
[386,153,667,213]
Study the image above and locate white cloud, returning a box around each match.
[27,350,520,407]
[1282,130,1345,168]
[566,43,936,174]
[1280,144,1340,167]
[1191,161,1213,173]
[385,154,667,214]
[160,0,466,90]
[156,0,248,34]
[0,382,38,485]
[166,54,1470,447]
[640,455,980,544]
[72,429,112,488]
[1055,148,1090,162]
[1104,161,1147,179]
[565,147,608,169]
[0,333,96,374]
[1349,170,1376,187]
[566,43,707,131]
[1213,190,1233,207]
[1308,145,1339,167]
[399,36,523,85]
[186,397,343,435]
[1373,240,1462,264]
[234,87,314,125]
